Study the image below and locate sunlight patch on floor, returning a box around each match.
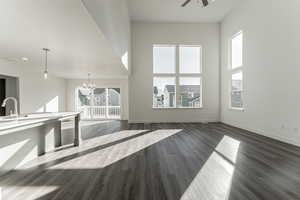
[19,130,149,170]
[215,136,241,164]
[180,136,241,200]
[49,129,182,169]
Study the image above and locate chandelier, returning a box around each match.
[82,73,96,90]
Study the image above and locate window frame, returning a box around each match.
[153,44,203,109]
[229,31,244,111]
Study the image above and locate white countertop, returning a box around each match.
[0,112,80,133]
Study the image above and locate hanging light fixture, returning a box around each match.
[82,73,96,90]
[42,48,50,79]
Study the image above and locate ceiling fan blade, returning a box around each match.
[181,0,191,7]
[202,0,209,7]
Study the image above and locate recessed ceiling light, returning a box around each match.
[21,57,29,62]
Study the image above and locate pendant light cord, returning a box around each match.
[45,50,48,72]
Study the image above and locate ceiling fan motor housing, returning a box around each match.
[182,0,209,7]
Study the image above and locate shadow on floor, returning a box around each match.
[1,122,300,200]
[0,122,225,200]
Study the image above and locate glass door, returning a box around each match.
[76,87,121,120]
[107,88,121,118]
[93,88,107,119]
[77,88,93,119]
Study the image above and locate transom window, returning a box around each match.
[229,31,244,109]
[153,45,202,109]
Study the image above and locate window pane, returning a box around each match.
[108,88,121,117]
[179,77,202,108]
[231,32,243,69]
[153,77,176,108]
[231,71,243,108]
[108,88,121,106]
[179,46,201,74]
[93,88,106,106]
[78,88,92,106]
[153,45,176,74]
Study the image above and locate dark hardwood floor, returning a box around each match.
[1,121,300,200]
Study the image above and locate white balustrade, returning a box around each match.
[78,106,121,119]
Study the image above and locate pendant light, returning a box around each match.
[42,48,50,79]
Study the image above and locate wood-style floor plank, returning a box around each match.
[1,121,300,200]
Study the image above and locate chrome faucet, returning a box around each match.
[1,97,19,117]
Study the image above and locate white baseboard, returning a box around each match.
[128,119,219,124]
[221,121,300,147]
[128,119,300,147]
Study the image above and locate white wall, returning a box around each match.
[130,23,220,123]
[221,0,300,146]
[0,61,66,175]
[66,78,129,120]
[82,0,131,71]
[0,60,66,113]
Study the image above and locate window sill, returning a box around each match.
[229,107,245,112]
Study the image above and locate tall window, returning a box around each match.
[229,31,243,109]
[153,45,202,108]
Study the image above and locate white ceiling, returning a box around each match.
[128,0,241,23]
[0,0,128,79]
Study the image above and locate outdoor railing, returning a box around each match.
[78,106,121,119]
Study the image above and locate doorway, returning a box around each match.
[0,74,19,116]
[76,87,121,120]
[0,79,6,116]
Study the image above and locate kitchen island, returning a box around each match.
[0,112,81,176]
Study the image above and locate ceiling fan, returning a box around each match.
[181,0,209,7]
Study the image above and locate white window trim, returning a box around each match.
[153,44,203,109]
[229,31,244,111]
